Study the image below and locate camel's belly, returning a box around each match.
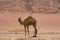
[24,21,36,25]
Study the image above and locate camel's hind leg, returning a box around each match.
[33,24,37,37]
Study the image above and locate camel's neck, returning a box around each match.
[18,18,24,25]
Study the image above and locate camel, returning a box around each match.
[18,16,37,37]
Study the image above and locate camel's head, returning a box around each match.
[18,17,21,22]
[18,17,23,25]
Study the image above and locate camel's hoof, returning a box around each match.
[32,36,37,37]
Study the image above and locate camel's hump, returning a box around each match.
[27,16,32,19]
[24,16,36,22]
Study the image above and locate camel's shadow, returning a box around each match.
[16,38,42,40]
[15,36,45,40]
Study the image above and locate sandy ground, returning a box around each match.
[0,12,60,32]
[0,33,60,40]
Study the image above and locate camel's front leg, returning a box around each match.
[27,26,30,37]
[24,25,27,37]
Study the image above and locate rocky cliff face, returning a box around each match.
[0,0,60,14]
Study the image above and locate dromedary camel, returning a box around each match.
[18,16,37,37]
